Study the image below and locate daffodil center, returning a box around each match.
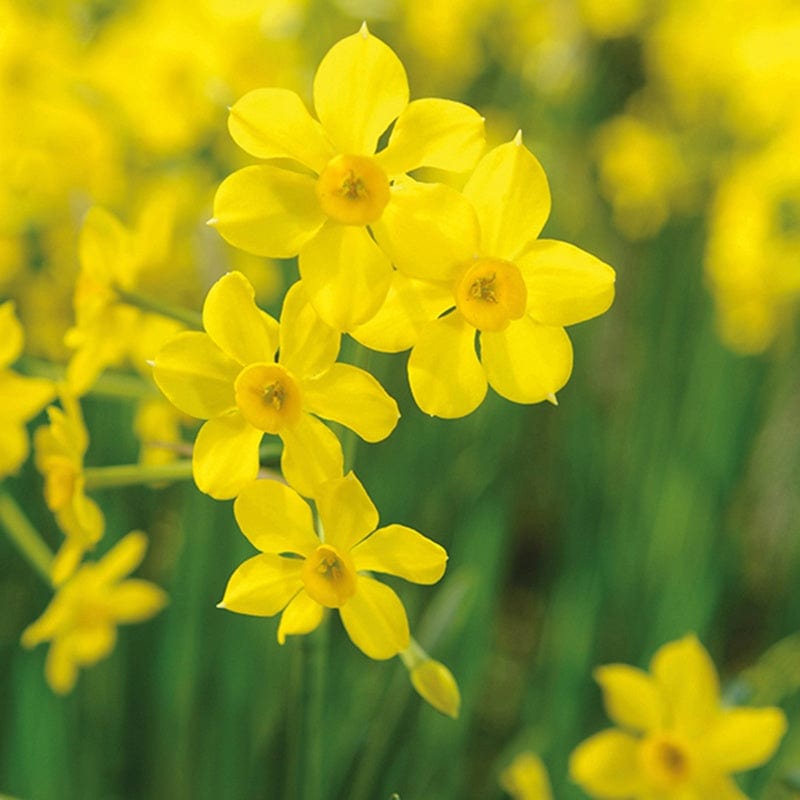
[301,544,357,608]
[454,258,528,332]
[639,733,692,790]
[234,362,302,433]
[316,154,390,226]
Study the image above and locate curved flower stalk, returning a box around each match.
[569,634,787,799]
[153,272,399,499]
[352,133,616,417]
[21,531,167,694]
[218,473,448,660]
[212,23,485,332]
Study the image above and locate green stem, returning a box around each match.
[0,491,53,584]
[338,338,374,472]
[303,618,329,800]
[114,286,203,329]
[83,461,195,490]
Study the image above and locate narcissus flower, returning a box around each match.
[353,134,616,418]
[153,272,399,499]
[218,473,447,660]
[212,23,485,331]
[569,634,787,799]
[500,752,553,800]
[21,531,167,694]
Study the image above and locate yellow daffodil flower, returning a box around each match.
[500,752,553,800]
[153,272,399,499]
[212,23,485,331]
[21,531,167,694]
[353,134,616,418]
[0,301,54,478]
[569,634,787,799]
[34,391,105,586]
[218,473,447,659]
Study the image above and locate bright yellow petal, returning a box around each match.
[71,623,117,664]
[21,595,70,648]
[279,413,343,498]
[518,240,616,326]
[51,539,86,587]
[106,580,168,624]
[212,165,325,258]
[407,313,487,418]
[0,422,30,479]
[595,665,664,734]
[0,301,24,366]
[0,371,55,421]
[316,472,378,552]
[464,137,551,260]
[481,317,573,404]
[45,639,79,695]
[299,222,392,331]
[202,271,280,365]
[277,590,325,644]
[692,773,749,800]
[372,179,479,282]
[569,729,644,798]
[313,25,409,155]
[339,576,410,659]
[218,553,303,616]
[95,531,149,583]
[302,363,399,443]
[377,98,484,175]
[153,331,239,419]
[706,707,787,772]
[228,88,334,172]
[192,414,263,499]
[233,479,319,557]
[352,524,447,584]
[277,281,340,379]
[650,634,720,736]
[500,752,553,800]
[79,205,134,287]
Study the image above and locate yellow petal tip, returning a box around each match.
[206,217,219,227]
[359,20,369,38]
[546,392,558,406]
[514,129,523,146]
[216,600,226,609]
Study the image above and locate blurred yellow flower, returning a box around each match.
[218,473,447,659]
[153,272,399,499]
[212,23,485,331]
[569,634,787,799]
[21,531,167,695]
[500,752,553,800]
[410,657,461,719]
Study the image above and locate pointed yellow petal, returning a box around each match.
[500,752,552,800]
[569,729,644,798]
[233,479,319,557]
[352,524,446,584]
[228,88,334,172]
[299,222,392,331]
[218,553,303,616]
[518,240,616,326]
[192,414,263,499]
[706,707,787,772]
[372,179,479,281]
[316,472,378,551]
[45,639,79,694]
[464,140,551,260]
[377,98,484,175]
[0,301,24,366]
[51,539,86,587]
[0,371,55,421]
[0,422,31,479]
[213,165,325,258]
[71,623,117,664]
[106,580,168,624]
[152,331,239,419]
[410,659,461,719]
[481,317,573,404]
[96,531,149,583]
[202,271,280,365]
[595,665,664,734]
[339,576,410,659]
[279,413,343,498]
[408,313,487,418]
[277,590,324,644]
[302,363,399,443]
[79,206,134,288]
[313,27,409,155]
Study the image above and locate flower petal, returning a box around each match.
[71,623,117,664]
[408,313,487,418]
[0,371,54,421]
[106,580,169,623]
[212,165,325,258]
[299,223,392,331]
[518,240,616,326]
[0,301,24,367]
[352,524,447,584]
[79,205,134,288]
[569,729,644,798]
[706,707,787,773]
[153,331,239,419]
[233,479,319,557]
[218,553,303,616]
[203,271,279,365]
[192,414,263,499]
[464,137,551,260]
[377,98,485,175]
[278,281,340,379]
[302,363,399,443]
[279,413,343,498]
[0,422,30,479]
[316,472,378,552]
[313,25,409,155]
[228,88,334,172]
[481,317,573,404]
[595,664,664,734]
[339,576,410,659]
[372,179,479,281]
[95,531,149,583]
[277,590,324,644]
[45,639,79,694]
